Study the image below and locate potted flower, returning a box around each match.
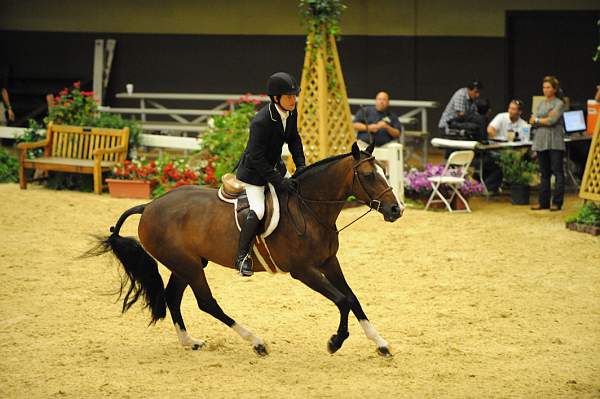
[497,150,538,205]
[151,157,202,197]
[106,159,158,199]
[565,202,600,236]
[107,157,204,198]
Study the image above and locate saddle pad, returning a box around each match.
[217,183,283,274]
[217,183,280,238]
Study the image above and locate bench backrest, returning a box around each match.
[46,123,129,162]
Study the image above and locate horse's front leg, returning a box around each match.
[321,256,392,357]
[290,266,351,354]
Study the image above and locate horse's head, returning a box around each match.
[351,142,404,222]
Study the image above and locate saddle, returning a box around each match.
[217,174,283,273]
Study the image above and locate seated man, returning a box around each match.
[438,80,483,134]
[447,98,490,142]
[487,99,528,141]
[352,91,402,147]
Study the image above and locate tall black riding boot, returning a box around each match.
[235,210,260,277]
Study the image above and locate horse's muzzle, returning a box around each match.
[383,203,403,222]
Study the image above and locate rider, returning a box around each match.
[234,72,307,277]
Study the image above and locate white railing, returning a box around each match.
[4,93,438,158]
[0,126,200,150]
[104,92,437,163]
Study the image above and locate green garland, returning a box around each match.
[299,0,347,93]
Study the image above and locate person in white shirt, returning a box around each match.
[487,100,528,141]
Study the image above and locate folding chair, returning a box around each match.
[424,150,475,213]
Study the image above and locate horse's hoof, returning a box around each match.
[191,343,203,351]
[377,346,393,357]
[253,344,268,357]
[327,332,349,354]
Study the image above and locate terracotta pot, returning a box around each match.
[419,196,445,209]
[451,196,469,210]
[106,178,152,199]
[566,222,600,236]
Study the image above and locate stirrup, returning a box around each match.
[236,254,254,277]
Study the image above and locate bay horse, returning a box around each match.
[89,142,404,356]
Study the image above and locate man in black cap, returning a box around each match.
[234,72,306,277]
[438,80,483,134]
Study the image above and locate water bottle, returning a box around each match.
[522,124,531,142]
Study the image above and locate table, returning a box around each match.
[431,134,592,193]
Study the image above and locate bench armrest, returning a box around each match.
[93,145,127,157]
[17,138,50,151]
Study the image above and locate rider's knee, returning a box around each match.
[252,205,265,221]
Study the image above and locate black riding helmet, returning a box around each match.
[267,72,300,102]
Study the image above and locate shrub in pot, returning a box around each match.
[497,149,538,205]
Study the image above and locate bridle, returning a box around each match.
[289,154,394,235]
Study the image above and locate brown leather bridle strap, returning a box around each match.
[290,154,393,234]
[352,156,393,212]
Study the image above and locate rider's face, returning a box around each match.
[278,95,296,111]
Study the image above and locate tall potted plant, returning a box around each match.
[497,150,538,205]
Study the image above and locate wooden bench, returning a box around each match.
[18,122,129,194]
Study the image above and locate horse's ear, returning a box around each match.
[351,142,361,160]
[365,142,375,155]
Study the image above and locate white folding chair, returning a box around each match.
[424,150,475,213]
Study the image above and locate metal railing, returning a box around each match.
[98,92,438,163]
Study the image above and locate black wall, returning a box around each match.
[1,16,598,132]
[507,11,600,114]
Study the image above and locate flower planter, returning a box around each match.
[451,196,469,210]
[509,184,530,205]
[106,178,152,199]
[566,222,600,236]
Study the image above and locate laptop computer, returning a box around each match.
[564,110,586,134]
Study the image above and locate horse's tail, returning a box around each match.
[85,204,166,325]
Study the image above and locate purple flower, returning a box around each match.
[404,164,484,198]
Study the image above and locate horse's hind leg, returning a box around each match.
[320,256,392,357]
[165,273,205,350]
[188,268,268,356]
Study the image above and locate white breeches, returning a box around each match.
[244,184,265,220]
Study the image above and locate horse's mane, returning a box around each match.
[292,152,353,180]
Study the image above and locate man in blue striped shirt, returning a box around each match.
[438,81,483,134]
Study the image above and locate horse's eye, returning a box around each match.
[365,172,375,180]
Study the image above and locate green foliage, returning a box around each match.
[198,100,258,182]
[300,0,347,93]
[0,148,19,183]
[566,202,600,226]
[497,150,538,185]
[46,172,94,192]
[15,119,46,159]
[46,82,140,154]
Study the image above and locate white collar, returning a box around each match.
[274,104,290,121]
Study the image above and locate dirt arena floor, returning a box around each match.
[1,183,599,398]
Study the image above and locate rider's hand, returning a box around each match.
[279,178,298,193]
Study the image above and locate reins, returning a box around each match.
[288,155,393,236]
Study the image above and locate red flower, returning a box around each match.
[59,88,68,96]
[81,91,95,97]
[73,81,81,89]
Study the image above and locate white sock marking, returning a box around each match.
[232,323,264,347]
[175,323,205,348]
[359,319,388,348]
